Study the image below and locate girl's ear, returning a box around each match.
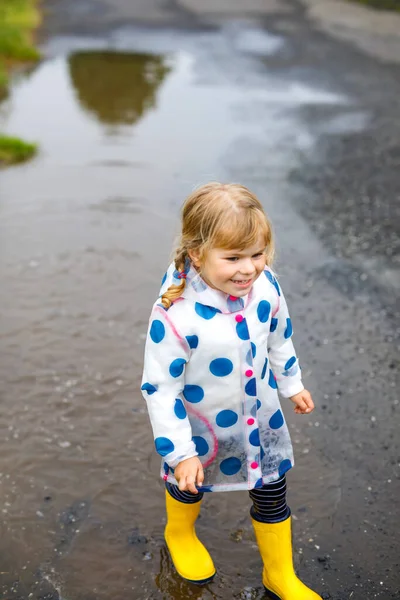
[188,248,201,267]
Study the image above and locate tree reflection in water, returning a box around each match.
[68,51,170,126]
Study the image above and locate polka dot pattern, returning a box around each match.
[270,318,278,333]
[155,437,174,456]
[216,409,238,428]
[183,384,204,403]
[264,270,281,296]
[193,436,209,456]
[245,343,256,366]
[220,457,242,476]
[284,356,296,370]
[186,335,199,349]
[257,300,271,323]
[149,319,165,343]
[174,399,187,420]
[141,382,157,395]
[278,459,292,477]
[249,429,260,447]
[261,357,268,380]
[268,370,278,390]
[169,358,186,378]
[209,358,234,377]
[254,477,264,489]
[269,409,284,429]
[250,399,262,418]
[245,377,257,396]
[284,318,293,339]
[227,296,245,312]
[161,272,167,286]
[236,318,250,340]
[195,303,221,320]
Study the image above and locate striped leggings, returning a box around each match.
[166,474,290,523]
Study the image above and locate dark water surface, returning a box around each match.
[0,22,398,600]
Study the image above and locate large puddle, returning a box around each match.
[0,26,350,599]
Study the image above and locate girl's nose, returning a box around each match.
[241,259,256,275]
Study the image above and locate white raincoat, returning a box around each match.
[141,263,304,492]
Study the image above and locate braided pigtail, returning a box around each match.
[160,247,188,309]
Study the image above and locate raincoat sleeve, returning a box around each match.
[141,303,198,468]
[267,279,305,399]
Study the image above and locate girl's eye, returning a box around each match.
[226,257,239,262]
[252,253,263,259]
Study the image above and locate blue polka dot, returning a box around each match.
[193,436,209,456]
[183,385,204,403]
[169,358,186,378]
[260,445,265,461]
[269,409,284,429]
[149,319,165,343]
[216,409,238,428]
[141,382,157,395]
[278,459,292,477]
[264,270,281,296]
[155,437,174,456]
[161,272,167,286]
[227,296,245,312]
[195,303,221,320]
[284,318,293,339]
[236,318,250,340]
[220,457,242,476]
[268,370,277,389]
[261,357,268,380]
[249,428,260,447]
[163,461,169,474]
[186,335,199,349]
[209,358,233,377]
[245,377,257,396]
[284,356,296,370]
[250,399,262,418]
[270,318,278,332]
[257,300,271,323]
[254,477,264,489]
[174,399,187,420]
[246,342,257,365]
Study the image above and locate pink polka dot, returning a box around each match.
[245,369,253,377]
[251,462,259,469]
[235,315,244,322]
[247,418,255,425]
[163,474,168,481]
[229,295,238,301]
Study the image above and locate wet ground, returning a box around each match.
[0,1,399,599]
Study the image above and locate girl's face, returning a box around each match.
[190,237,267,297]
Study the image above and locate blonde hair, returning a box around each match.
[161,182,274,309]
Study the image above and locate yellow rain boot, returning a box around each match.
[164,490,216,584]
[252,516,321,599]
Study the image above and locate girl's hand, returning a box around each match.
[174,457,204,494]
[290,389,315,414]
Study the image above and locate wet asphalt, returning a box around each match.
[1,0,399,599]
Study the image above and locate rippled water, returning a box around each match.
[0,27,347,599]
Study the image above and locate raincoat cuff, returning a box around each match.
[279,380,305,399]
[164,443,198,469]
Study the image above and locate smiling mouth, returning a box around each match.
[231,278,252,285]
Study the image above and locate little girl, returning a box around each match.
[141,182,321,599]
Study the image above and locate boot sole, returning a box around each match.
[165,543,216,585]
[264,588,281,600]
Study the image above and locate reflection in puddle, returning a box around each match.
[68,50,170,126]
